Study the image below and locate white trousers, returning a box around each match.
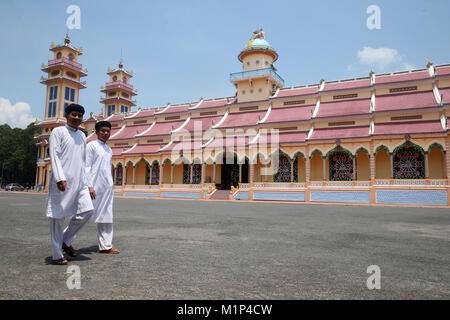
[50,210,93,260]
[97,223,113,250]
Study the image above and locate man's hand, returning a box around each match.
[89,187,96,200]
[57,181,67,192]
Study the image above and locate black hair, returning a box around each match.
[65,103,85,116]
[95,121,112,131]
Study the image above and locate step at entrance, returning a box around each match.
[210,189,231,200]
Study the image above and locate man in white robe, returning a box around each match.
[85,121,119,254]
[46,104,93,265]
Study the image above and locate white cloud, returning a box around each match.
[0,97,37,129]
[357,47,400,69]
[347,47,419,76]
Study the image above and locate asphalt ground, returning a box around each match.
[0,192,449,300]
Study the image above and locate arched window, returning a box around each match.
[56,52,62,59]
[393,142,425,179]
[68,54,74,61]
[274,152,291,182]
[329,147,353,181]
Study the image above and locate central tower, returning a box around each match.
[230,29,284,103]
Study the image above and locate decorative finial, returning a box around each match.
[64,33,70,45]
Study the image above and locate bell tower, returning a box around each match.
[230,29,284,103]
[40,34,87,120]
[100,59,137,117]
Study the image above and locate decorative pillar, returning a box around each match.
[305,147,311,202]
[390,153,394,179]
[123,166,127,186]
[353,156,356,180]
[170,165,174,184]
[249,162,255,200]
[291,159,294,182]
[160,163,164,185]
[201,163,206,184]
[370,143,376,204]
[149,165,153,185]
[114,167,117,185]
[35,167,39,189]
[239,163,242,183]
[190,164,193,184]
[322,156,326,181]
[213,163,216,183]
[425,152,429,179]
[132,165,136,185]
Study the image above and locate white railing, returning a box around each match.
[375,179,448,187]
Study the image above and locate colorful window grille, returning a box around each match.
[192,164,202,184]
[274,153,291,182]
[183,164,191,184]
[115,166,123,185]
[329,148,353,181]
[151,165,160,185]
[393,142,425,179]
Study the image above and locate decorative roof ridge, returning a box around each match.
[121,143,138,154]
[110,125,126,139]
[135,122,155,137]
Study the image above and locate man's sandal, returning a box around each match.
[62,243,78,257]
[53,258,68,265]
[97,248,120,254]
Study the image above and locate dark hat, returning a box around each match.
[95,120,112,131]
[65,103,85,116]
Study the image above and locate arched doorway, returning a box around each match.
[219,153,239,190]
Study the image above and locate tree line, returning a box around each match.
[0,123,40,188]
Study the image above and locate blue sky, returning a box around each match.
[1,0,449,127]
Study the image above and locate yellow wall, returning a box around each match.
[376,149,391,179]
[237,78,272,103]
[428,148,445,178]
[356,152,370,180]
[242,53,274,71]
[126,165,133,184]
[375,83,433,96]
[135,162,147,185]
[173,164,183,184]
[320,90,371,103]
[162,163,171,183]
[297,156,306,182]
[310,153,323,180]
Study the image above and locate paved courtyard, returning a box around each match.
[0,192,449,299]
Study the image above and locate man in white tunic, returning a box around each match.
[86,121,119,254]
[46,104,93,265]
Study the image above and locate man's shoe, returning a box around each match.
[62,243,78,257]
[97,248,120,254]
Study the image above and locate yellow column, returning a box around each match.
[305,146,311,202]
[370,142,376,204]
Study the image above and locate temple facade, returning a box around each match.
[35,32,450,206]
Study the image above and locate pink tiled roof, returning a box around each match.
[252,131,307,145]
[193,98,231,110]
[123,144,161,155]
[137,120,186,138]
[263,105,313,124]
[214,110,267,129]
[105,114,125,122]
[109,124,149,141]
[205,136,250,149]
[111,147,126,156]
[322,79,371,92]
[372,121,444,136]
[275,86,318,98]
[435,65,450,77]
[156,103,191,115]
[316,98,371,118]
[125,109,155,119]
[375,91,438,112]
[375,70,430,84]
[175,116,224,133]
[35,119,66,127]
[438,87,450,105]
[160,140,203,152]
[309,126,370,140]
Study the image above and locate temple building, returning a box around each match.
[35,31,450,206]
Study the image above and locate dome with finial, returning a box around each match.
[238,29,278,62]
